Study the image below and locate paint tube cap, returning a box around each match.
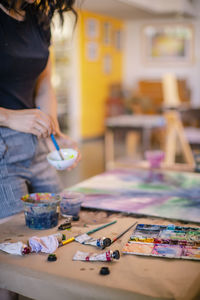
[72,215,80,221]
[48,253,57,262]
[103,238,111,247]
[22,246,31,255]
[112,250,120,260]
[99,267,110,275]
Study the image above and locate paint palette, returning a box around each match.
[122,224,200,260]
[47,148,78,170]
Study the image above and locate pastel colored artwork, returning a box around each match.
[69,169,200,223]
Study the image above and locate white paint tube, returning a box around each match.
[84,237,111,249]
[0,242,28,256]
[0,233,64,256]
[29,232,63,254]
[73,250,120,261]
[75,233,111,249]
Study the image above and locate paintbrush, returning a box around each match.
[37,106,64,161]
[59,220,117,247]
[101,221,137,249]
[50,133,65,161]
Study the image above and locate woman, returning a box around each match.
[0,0,80,219]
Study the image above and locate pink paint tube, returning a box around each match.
[73,250,120,261]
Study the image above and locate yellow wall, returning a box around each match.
[78,11,124,139]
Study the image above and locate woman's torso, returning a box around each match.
[0,6,50,109]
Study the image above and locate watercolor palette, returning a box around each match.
[122,224,200,260]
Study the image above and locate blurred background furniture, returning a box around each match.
[104,73,199,171]
[105,114,165,169]
[136,78,190,113]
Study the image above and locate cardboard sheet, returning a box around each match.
[0,212,200,300]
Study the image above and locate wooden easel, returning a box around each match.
[162,74,195,170]
[163,110,195,169]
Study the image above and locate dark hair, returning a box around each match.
[0,0,77,27]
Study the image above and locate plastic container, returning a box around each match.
[59,191,84,218]
[21,193,60,229]
[145,150,165,169]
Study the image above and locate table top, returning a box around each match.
[105,114,166,129]
[0,212,200,300]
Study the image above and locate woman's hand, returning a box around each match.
[4,108,56,138]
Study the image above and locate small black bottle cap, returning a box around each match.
[113,250,120,260]
[103,238,111,247]
[72,215,80,221]
[99,267,110,275]
[48,254,57,262]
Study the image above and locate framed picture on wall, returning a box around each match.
[142,24,194,65]
[103,22,112,45]
[86,42,99,61]
[86,18,99,39]
[114,30,123,50]
[103,54,112,74]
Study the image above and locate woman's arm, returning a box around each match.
[35,54,77,146]
[0,108,8,126]
[35,55,60,133]
[35,54,81,168]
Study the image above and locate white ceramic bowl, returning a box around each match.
[47,148,78,171]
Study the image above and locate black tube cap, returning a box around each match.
[99,267,110,275]
[48,254,57,262]
[103,238,111,247]
[72,215,80,221]
[113,250,120,260]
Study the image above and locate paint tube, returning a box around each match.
[53,232,65,243]
[84,237,111,249]
[73,250,120,261]
[28,232,64,254]
[75,233,111,249]
[0,242,29,256]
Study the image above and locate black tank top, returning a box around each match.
[0,7,50,109]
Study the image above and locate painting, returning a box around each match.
[114,30,122,51]
[103,54,112,74]
[86,42,99,61]
[85,18,99,39]
[69,169,200,223]
[142,24,194,65]
[103,22,111,45]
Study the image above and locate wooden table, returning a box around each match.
[105,114,165,169]
[105,114,195,171]
[0,212,200,300]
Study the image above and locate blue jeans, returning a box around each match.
[0,127,62,218]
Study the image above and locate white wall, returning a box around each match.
[68,29,81,141]
[123,18,200,107]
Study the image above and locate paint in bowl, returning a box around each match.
[47,148,78,171]
[59,191,84,218]
[21,193,60,229]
